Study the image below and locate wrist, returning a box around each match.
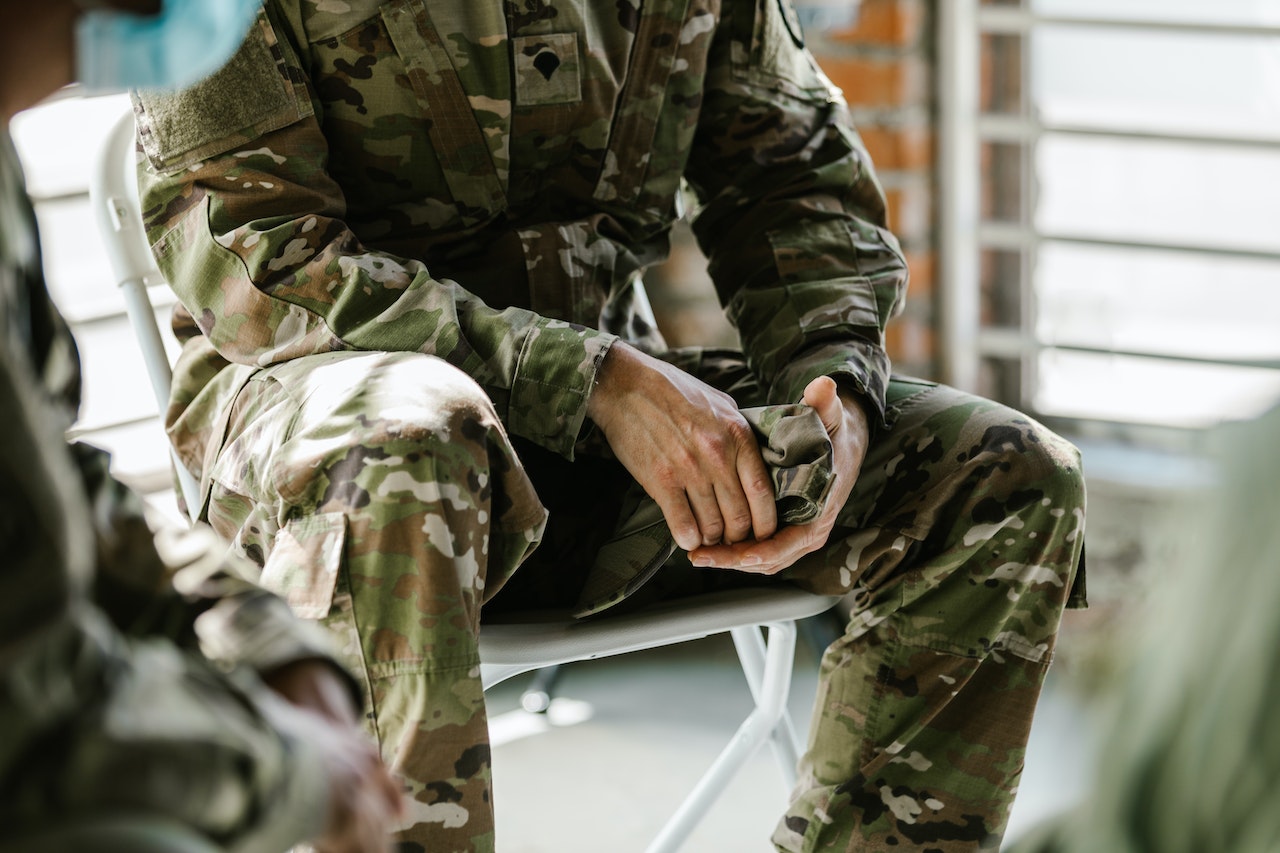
[586,340,637,427]
[262,658,360,726]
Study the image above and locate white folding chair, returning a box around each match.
[92,109,841,853]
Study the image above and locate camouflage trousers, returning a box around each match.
[197,350,1085,852]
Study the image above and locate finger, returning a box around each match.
[802,375,843,434]
[713,478,757,545]
[686,482,726,546]
[655,488,702,552]
[691,523,815,572]
[734,447,777,541]
[343,803,377,853]
[379,768,406,819]
[349,779,395,853]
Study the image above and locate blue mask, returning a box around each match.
[75,0,263,93]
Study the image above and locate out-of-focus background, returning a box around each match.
[12,0,1280,849]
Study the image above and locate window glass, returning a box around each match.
[1031,27,1280,139]
[1035,350,1280,428]
[1034,135,1280,254]
[1032,0,1280,27]
[1035,244,1280,363]
[10,93,132,198]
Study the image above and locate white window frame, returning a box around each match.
[938,2,1280,466]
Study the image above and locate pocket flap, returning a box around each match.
[259,512,346,619]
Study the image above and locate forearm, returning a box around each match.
[0,370,328,846]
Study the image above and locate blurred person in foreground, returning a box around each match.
[134,1,1087,849]
[1008,400,1280,853]
[0,1,401,851]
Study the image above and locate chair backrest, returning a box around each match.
[90,109,201,517]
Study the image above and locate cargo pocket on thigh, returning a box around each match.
[260,512,345,618]
[260,512,373,700]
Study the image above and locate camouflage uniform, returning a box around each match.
[0,130,351,852]
[134,1,1087,850]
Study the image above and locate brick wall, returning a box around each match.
[645,0,940,379]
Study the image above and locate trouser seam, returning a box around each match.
[366,658,482,680]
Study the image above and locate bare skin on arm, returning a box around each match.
[264,660,406,853]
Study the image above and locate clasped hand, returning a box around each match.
[587,343,869,575]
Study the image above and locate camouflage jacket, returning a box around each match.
[0,130,347,848]
[134,0,906,479]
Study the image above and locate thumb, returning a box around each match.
[802,376,842,434]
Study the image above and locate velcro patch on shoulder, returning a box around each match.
[133,13,312,174]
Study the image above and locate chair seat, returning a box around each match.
[480,586,841,688]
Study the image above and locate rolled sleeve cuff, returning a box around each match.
[770,339,891,431]
[195,593,364,713]
[509,320,617,459]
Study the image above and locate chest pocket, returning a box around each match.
[312,0,507,230]
[592,0,715,225]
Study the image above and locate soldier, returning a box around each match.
[0,2,400,851]
[134,1,1088,850]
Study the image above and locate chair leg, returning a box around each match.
[645,621,798,853]
[731,625,802,790]
[519,664,566,713]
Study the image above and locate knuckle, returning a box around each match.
[726,417,754,443]
[698,431,729,459]
[727,422,752,448]
[653,462,680,488]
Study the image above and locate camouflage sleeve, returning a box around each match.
[685,0,908,425]
[133,6,613,458]
[0,343,329,849]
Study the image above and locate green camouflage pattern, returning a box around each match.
[774,377,1085,851]
[199,350,546,851]
[131,2,1086,850]
[0,131,339,852]
[133,0,903,468]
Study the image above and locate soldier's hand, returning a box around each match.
[308,714,404,853]
[688,376,869,574]
[587,341,777,549]
[264,660,404,852]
